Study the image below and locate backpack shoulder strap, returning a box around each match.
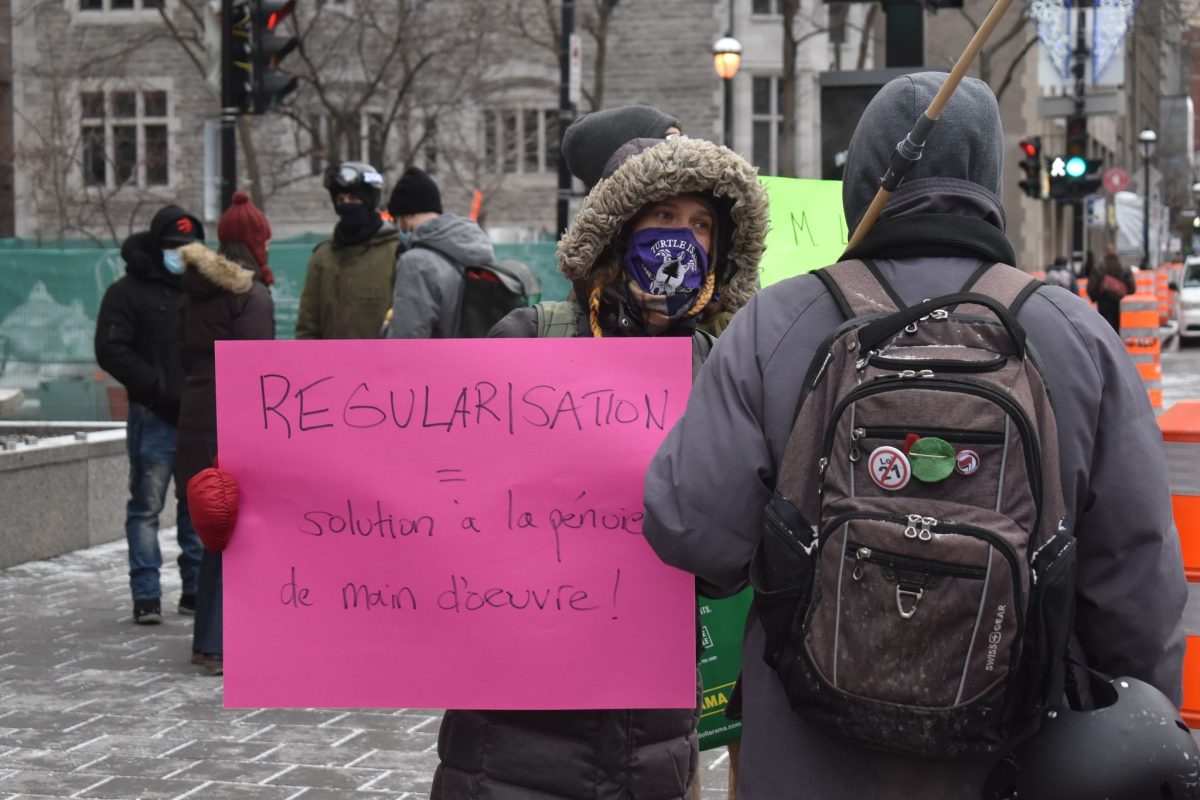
[815,259,906,320]
[535,301,580,338]
[963,263,1041,316]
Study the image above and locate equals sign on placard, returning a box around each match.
[437,469,467,483]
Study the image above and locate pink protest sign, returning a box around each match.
[215,338,696,710]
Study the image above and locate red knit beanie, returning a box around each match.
[217,191,271,277]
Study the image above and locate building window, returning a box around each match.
[79,88,169,188]
[482,106,558,175]
[751,76,784,175]
[752,0,779,15]
[306,113,388,176]
[78,0,161,11]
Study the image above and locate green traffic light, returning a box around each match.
[1065,156,1087,178]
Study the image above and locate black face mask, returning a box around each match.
[332,203,382,246]
[335,202,372,226]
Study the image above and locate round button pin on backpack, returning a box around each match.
[956,449,980,476]
[868,446,910,491]
[909,437,955,483]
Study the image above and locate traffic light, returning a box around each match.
[250,0,298,114]
[226,2,253,113]
[1047,155,1104,200]
[1065,114,1088,158]
[1018,136,1042,199]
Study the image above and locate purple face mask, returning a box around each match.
[622,227,709,309]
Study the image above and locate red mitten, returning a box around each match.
[187,467,240,552]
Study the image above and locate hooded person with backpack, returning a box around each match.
[640,73,1185,799]
[427,135,768,798]
[385,166,504,339]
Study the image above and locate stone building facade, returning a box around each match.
[3,0,868,242]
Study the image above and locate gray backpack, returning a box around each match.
[751,260,1076,758]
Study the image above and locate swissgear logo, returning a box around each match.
[984,604,1007,672]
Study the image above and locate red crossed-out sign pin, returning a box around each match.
[869,446,911,491]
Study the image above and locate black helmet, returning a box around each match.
[323,161,384,210]
[984,675,1200,800]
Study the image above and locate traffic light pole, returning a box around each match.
[219,0,237,213]
[1069,3,1087,272]
[555,0,575,240]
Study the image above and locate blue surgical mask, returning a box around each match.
[397,228,412,248]
[162,248,184,275]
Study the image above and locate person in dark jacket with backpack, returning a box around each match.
[641,73,1186,800]
[428,135,769,800]
[95,204,205,625]
[1087,244,1136,332]
[386,167,498,339]
[175,192,275,676]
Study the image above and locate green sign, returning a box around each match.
[759,176,848,287]
[697,587,753,750]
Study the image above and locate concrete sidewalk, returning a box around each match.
[0,537,731,799]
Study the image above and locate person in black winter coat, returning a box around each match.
[95,205,205,625]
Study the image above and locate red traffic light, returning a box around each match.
[257,0,294,29]
[1019,140,1038,158]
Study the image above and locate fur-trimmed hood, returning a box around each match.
[179,243,254,295]
[556,137,769,314]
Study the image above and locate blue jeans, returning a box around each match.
[125,402,202,601]
[193,550,223,655]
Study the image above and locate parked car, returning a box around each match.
[1179,257,1200,342]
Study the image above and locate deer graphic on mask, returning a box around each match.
[623,227,709,308]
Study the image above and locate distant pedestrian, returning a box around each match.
[95,205,205,625]
[296,161,399,339]
[1087,243,1135,332]
[385,167,500,338]
[1043,256,1074,290]
[176,192,275,675]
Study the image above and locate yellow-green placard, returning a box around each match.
[758,176,848,287]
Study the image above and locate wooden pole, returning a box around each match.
[844,0,1018,252]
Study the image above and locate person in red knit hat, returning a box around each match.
[176,191,275,675]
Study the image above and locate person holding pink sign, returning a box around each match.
[428,133,768,799]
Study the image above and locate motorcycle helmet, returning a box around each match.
[983,675,1200,800]
[323,161,384,209]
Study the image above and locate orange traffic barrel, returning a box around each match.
[1185,637,1200,728]
[1159,402,1200,727]
[1121,293,1163,411]
[1135,270,1155,295]
[1029,270,1046,281]
[1157,268,1171,326]
[1159,402,1200,580]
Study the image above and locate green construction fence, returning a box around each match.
[0,236,567,421]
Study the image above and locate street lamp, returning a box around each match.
[713,35,742,149]
[1138,128,1157,268]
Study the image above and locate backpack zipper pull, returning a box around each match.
[849,427,866,462]
[855,350,875,371]
[897,369,935,379]
[904,514,922,538]
[853,547,871,581]
[919,516,938,541]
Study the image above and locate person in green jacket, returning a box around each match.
[296,161,400,339]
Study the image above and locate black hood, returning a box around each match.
[120,231,169,281]
[149,204,204,248]
[843,73,1004,232]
